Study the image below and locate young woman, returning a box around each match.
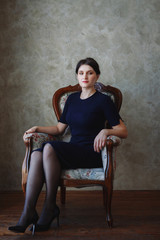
[9,58,128,234]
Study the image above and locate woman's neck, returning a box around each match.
[80,88,96,99]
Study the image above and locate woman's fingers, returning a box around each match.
[23,132,29,141]
[94,138,102,152]
[94,136,107,152]
[23,126,37,141]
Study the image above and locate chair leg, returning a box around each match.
[103,186,107,206]
[104,140,114,228]
[60,186,66,204]
[105,185,113,228]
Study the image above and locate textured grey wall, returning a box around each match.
[0,0,160,190]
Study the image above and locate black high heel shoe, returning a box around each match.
[8,211,39,235]
[32,205,60,232]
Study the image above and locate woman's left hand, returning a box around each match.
[94,129,108,153]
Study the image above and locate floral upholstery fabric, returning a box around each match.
[25,133,121,180]
[24,132,59,151]
[61,168,104,180]
[59,92,74,114]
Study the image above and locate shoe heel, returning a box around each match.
[32,224,35,236]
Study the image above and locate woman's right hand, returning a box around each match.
[23,126,38,141]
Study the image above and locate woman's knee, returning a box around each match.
[30,151,43,165]
[31,150,42,159]
[43,143,55,156]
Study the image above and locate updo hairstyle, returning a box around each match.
[75,58,101,75]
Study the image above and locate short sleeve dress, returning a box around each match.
[36,91,121,169]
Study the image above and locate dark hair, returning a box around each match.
[75,57,101,75]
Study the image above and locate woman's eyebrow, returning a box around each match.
[78,70,93,73]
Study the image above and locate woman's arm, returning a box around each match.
[23,122,68,141]
[94,120,128,153]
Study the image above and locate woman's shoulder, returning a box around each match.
[96,91,111,101]
[66,92,80,103]
[68,92,80,99]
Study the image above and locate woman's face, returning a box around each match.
[77,64,99,89]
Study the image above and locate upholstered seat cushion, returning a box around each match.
[61,168,104,180]
[24,133,121,180]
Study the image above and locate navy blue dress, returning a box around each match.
[37,91,121,169]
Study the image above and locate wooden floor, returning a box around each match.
[0,190,160,240]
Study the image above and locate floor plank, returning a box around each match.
[0,190,160,240]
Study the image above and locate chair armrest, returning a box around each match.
[107,135,122,146]
[24,132,58,151]
[101,136,122,177]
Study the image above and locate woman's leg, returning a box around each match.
[17,151,44,225]
[37,143,61,225]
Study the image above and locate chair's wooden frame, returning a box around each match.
[52,83,122,227]
[22,82,122,228]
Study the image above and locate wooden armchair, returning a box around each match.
[22,82,122,228]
